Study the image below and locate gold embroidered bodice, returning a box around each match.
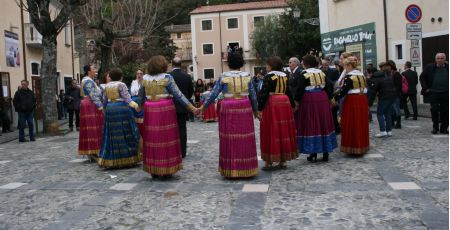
[142,78,169,100]
[349,74,367,91]
[221,75,251,96]
[304,72,326,87]
[270,75,288,94]
[105,86,120,100]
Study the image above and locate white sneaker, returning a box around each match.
[375,132,387,138]
[387,131,392,137]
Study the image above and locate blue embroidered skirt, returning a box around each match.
[98,101,141,168]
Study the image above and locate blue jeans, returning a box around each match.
[377,99,395,132]
[18,112,34,141]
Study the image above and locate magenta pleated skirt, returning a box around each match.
[218,98,258,178]
[142,99,182,176]
[78,98,103,156]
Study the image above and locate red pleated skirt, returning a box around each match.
[78,98,104,156]
[340,94,370,155]
[260,95,298,163]
[218,98,258,178]
[142,99,182,176]
[203,102,217,122]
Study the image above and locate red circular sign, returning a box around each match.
[405,4,422,23]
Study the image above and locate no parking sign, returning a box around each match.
[405,4,422,23]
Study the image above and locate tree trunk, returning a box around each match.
[98,37,113,81]
[40,34,60,134]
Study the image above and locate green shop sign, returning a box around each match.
[321,22,377,67]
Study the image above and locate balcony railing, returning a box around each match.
[222,49,255,61]
[25,23,42,48]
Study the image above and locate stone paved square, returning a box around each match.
[0,117,447,229]
[389,182,422,190]
[0,183,27,190]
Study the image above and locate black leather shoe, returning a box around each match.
[30,138,36,142]
[413,116,418,120]
[19,139,29,142]
[307,154,317,162]
[440,130,449,134]
[322,153,329,162]
[431,129,439,134]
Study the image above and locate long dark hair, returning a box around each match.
[83,65,91,77]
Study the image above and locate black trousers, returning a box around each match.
[176,113,188,158]
[68,109,80,128]
[401,94,418,118]
[430,92,449,131]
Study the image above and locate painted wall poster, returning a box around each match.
[4,31,20,68]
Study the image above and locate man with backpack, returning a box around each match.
[401,61,418,120]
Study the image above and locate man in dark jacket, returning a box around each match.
[287,57,302,97]
[13,80,36,142]
[170,57,194,158]
[65,79,81,131]
[401,61,419,120]
[419,53,449,134]
[321,58,341,133]
[369,62,398,138]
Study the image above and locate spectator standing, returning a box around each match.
[65,79,81,131]
[321,58,341,133]
[13,80,36,142]
[401,61,419,120]
[169,57,194,158]
[194,79,205,106]
[387,60,403,129]
[368,62,398,137]
[420,53,449,134]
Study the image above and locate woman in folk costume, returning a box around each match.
[294,55,337,162]
[97,68,141,168]
[200,52,259,178]
[139,55,198,177]
[79,65,104,160]
[332,56,370,155]
[257,56,298,170]
[201,85,218,122]
[130,69,145,134]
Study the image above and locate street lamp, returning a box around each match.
[292,6,320,26]
[293,6,301,19]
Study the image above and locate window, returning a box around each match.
[177,33,182,39]
[204,69,214,79]
[227,18,238,29]
[254,16,264,27]
[31,62,40,76]
[202,43,214,55]
[201,20,212,31]
[64,23,71,46]
[395,44,403,60]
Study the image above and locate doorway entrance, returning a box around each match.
[0,72,12,124]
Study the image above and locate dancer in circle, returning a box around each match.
[139,56,198,177]
[294,55,337,162]
[332,56,370,155]
[98,68,141,168]
[257,56,298,170]
[201,52,259,178]
[79,65,104,161]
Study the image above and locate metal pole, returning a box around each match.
[20,0,28,81]
[383,0,389,60]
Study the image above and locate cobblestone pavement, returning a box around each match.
[0,116,447,230]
